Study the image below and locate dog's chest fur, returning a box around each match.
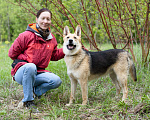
[64,50,90,79]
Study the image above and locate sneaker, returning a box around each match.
[35,95,41,99]
[23,101,40,113]
[33,88,41,99]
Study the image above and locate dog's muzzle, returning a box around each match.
[67,39,76,50]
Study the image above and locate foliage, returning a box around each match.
[0,0,28,41]
[0,44,150,119]
[0,0,149,118]
[0,0,149,65]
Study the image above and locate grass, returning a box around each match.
[0,43,150,119]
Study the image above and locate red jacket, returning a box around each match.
[8,23,65,76]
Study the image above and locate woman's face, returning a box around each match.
[36,11,51,30]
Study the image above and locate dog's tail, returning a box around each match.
[128,54,137,81]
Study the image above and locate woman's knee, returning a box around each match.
[24,63,37,73]
[54,76,62,88]
[15,63,37,84]
[36,73,62,89]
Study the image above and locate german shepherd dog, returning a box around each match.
[63,25,137,106]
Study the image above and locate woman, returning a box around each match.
[8,8,65,112]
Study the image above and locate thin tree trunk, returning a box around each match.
[7,6,10,42]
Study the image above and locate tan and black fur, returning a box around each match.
[63,25,137,106]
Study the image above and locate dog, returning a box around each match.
[63,25,137,106]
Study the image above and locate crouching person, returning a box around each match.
[8,8,64,113]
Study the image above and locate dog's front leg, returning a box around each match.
[80,78,88,105]
[66,78,77,106]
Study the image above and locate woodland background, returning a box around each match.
[0,0,149,65]
[0,0,150,119]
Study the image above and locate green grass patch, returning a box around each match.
[0,43,150,119]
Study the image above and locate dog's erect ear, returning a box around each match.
[75,25,81,36]
[63,26,70,36]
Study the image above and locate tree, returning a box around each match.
[4,0,150,65]
[95,0,150,66]
[0,0,29,42]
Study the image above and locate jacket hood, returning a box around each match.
[26,23,53,40]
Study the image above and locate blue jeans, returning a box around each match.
[14,63,62,102]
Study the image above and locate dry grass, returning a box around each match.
[0,44,150,119]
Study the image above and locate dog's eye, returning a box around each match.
[67,37,69,39]
[74,37,77,39]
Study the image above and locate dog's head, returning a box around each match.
[63,25,82,55]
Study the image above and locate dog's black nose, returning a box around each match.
[69,39,73,43]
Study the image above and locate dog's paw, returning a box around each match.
[122,99,128,104]
[65,103,71,106]
[82,101,87,105]
[81,103,87,106]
